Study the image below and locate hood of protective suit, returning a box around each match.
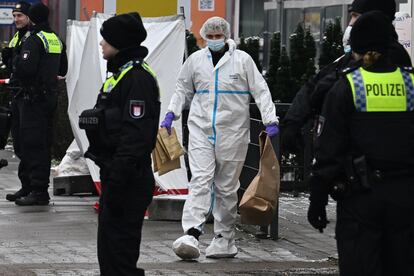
[226,39,237,54]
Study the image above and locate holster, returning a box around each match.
[79,107,103,131]
[79,93,123,167]
[330,155,371,200]
[79,107,106,165]
[352,155,371,190]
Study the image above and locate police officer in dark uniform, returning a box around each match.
[308,11,414,275]
[11,3,67,206]
[79,12,160,276]
[281,0,411,154]
[3,1,31,202]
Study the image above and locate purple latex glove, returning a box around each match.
[265,123,279,137]
[160,112,175,135]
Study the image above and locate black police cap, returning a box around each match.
[350,10,393,55]
[13,1,31,16]
[100,12,147,50]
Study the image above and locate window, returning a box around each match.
[325,5,342,25]
[239,0,266,37]
[199,0,214,11]
[283,8,302,47]
[304,7,321,42]
[396,0,409,11]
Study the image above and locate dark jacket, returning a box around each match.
[93,47,160,188]
[282,34,412,153]
[13,23,67,91]
[1,27,30,75]
[312,57,414,196]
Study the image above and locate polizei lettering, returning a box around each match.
[79,117,99,125]
[365,83,406,97]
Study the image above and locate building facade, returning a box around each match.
[185,0,413,67]
[0,0,412,64]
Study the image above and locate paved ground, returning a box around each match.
[0,149,339,275]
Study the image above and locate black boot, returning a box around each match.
[6,188,31,202]
[15,191,50,206]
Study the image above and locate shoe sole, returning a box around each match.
[206,252,237,259]
[6,195,29,202]
[173,244,200,260]
[15,201,50,206]
[6,196,17,202]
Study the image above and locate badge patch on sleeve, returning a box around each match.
[130,100,145,119]
[316,115,325,137]
[22,51,30,60]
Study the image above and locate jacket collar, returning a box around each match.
[107,46,148,73]
[30,22,52,33]
[17,26,29,36]
[362,55,396,73]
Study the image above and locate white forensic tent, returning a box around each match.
[55,20,90,177]
[65,13,189,195]
[66,20,90,101]
[395,12,412,60]
[397,1,414,61]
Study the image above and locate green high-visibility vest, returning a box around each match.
[36,31,62,54]
[8,32,20,48]
[346,67,414,112]
[9,31,30,48]
[103,60,157,93]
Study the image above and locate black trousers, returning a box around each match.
[10,95,56,192]
[98,165,154,276]
[336,177,414,276]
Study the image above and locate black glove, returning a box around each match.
[307,174,330,232]
[281,123,303,154]
[307,200,329,232]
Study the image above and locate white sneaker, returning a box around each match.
[172,235,200,260]
[205,235,238,258]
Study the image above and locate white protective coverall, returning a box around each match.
[168,39,278,241]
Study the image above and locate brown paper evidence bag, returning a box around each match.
[152,127,185,176]
[239,131,280,226]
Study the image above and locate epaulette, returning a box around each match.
[340,65,359,76]
[132,59,143,68]
[401,66,414,73]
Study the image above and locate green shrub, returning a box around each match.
[319,17,343,68]
[51,80,73,160]
[238,35,262,72]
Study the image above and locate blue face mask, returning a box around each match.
[207,38,225,52]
